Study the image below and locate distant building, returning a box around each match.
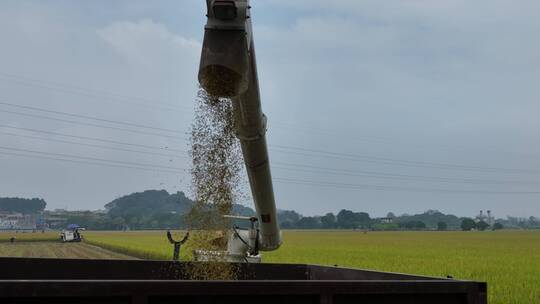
[475,210,494,225]
[41,216,67,229]
[379,217,394,224]
[0,212,37,230]
[486,210,494,226]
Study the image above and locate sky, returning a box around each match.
[0,0,539,218]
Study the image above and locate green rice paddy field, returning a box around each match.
[1,230,539,303]
[83,230,540,304]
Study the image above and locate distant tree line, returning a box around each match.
[8,190,539,231]
[278,209,464,231]
[459,216,540,231]
[0,197,46,214]
[279,209,539,231]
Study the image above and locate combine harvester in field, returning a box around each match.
[0,2,487,303]
[60,224,85,243]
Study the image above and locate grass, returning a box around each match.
[83,230,540,304]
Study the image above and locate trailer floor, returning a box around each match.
[0,242,137,259]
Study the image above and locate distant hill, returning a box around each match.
[103,190,255,229]
[232,204,256,217]
[106,190,194,219]
[0,197,46,214]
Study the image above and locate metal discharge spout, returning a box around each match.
[198,0,281,251]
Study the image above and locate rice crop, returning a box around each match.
[84,230,540,304]
[0,241,136,259]
[0,231,59,242]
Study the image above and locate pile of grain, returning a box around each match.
[186,88,243,280]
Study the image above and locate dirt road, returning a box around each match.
[0,242,136,259]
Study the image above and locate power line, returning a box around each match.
[272,162,538,185]
[273,177,540,195]
[0,101,185,134]
[1,108,536,176]
[0,72,187,112]
[0,150,183,175]
[0,109,187,140]
[1,144,535,195]
[272,121,484,157]
[0,144,536,194]
[2,127,534,186]
[270,145,540,175]
[0,97,535,175]
[0,74,534,174]
[0,145,186,172]
[0,124,186,153]
[2,72,536,164]
[272,119,540,162]
[0,131,186,159]
[2,105,535,176]
[274,122,403,146]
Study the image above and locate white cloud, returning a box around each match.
[98,19,201,69]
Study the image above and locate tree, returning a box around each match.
[437,221,448,231]
[461,218,476,231]
[281,221,293,229]
[476,220,490,231]
[337,209,357,229]
[337,210,371,229]
[399,221,426,230]
[528,216,539,228]
[386,212,396,219]
[395,210,461,230]
[320,213,336,228]
[354,212,371,228]
[296,217,320,229]
[106,190,194,221]
[493,223,504,230]
[0,197,47,214]
[110,217,126,230]
[278,210,302,226]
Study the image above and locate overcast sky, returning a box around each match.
[0,0,539,218]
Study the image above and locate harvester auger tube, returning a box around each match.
[198,0,282,252]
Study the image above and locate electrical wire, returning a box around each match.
[0,124,186,153]
[0,145,186,172]
[1,145,536,195]
[0,109,187,140]
[273,177,540,195]
[0,131,185,159]
[270,145,540,174]
[0,150,183,174]
[0,89,537,176]
[0,72,186,112]
[272,162,538,185]
[2,128,536,186]
[1,107,537,176]
[0,101,184,134]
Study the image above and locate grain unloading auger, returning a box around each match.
[195,0,281,263]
